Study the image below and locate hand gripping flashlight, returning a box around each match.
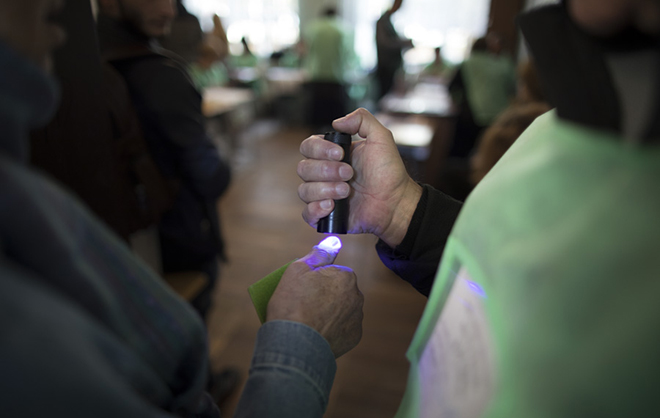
[317,131,352,234]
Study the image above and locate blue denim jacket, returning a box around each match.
[235,321,336,417]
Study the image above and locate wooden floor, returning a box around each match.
[206,123,427,417]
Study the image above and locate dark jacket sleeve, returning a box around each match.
[131,59,230,200]
[376,184,462,297]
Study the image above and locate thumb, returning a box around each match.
[298,236,343,269]
[332,108,390,144]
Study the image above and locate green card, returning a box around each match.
[248,261,294,324]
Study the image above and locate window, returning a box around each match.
[342,0,490,69]
[185,0,299,57]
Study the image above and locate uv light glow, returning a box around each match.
[318,236,342,254]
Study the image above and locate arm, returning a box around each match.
[376,15,414,51]
[297,108,461,295]
[376,185,461,296]
[137,60,230,199]
[234,240,363,417]
[233,321,336,418]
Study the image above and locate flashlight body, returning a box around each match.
[317,131,352,234]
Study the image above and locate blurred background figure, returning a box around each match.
[302,6,355,130]
[230,36,258,68]
[160,0,203,63]
[97,0,236,404]
[419,46,454,83]
[189,42,229,90]
[97,0,231,323]
[515,58,546,105]
[435,50,546,202]
[206,14,230,63]
[375,0,413,101]
[448,35,516,158]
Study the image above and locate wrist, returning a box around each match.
[378,179,423,248]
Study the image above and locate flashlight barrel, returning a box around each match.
[317,131,352,234]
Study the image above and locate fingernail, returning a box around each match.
[339,165,352,180]
[320,200,333,210]
[335,183,350,197]
[330,148,343,160]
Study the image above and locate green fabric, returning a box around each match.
[303,17,355,83]
[248,261,294,324]
[188,63,228,90]
[230,53,259,68]
[461,52,516,126]
[396,111,660,417]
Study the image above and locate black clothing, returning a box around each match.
[519,2,660,144]
[375,11,408,99]
[97,16,231,318]
[376,185,462,296]
[160,4,204,63]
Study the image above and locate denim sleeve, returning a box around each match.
[376,184,462,296]
[233,321,336,418]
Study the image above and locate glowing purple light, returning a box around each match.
[318,236,342,254]
[466,280,487,298]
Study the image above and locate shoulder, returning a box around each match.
[115,53,200,109]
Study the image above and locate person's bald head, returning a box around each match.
[568,0,660,36]
[98,0,176,38]
[0,0,67,71]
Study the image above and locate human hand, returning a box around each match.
[267,237,363,358]
[297,108,423,248]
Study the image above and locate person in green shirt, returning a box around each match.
[420,47,454,83]
[302,7,356,128]
[229,37,258,68]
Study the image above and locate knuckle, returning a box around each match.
[297,159,309,179]
[299,137,313,156]
[297,183,307,200]
[301,209,313,226]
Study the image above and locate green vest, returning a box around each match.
[396,111,660,418]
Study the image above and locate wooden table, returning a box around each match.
[202,86,255,118]
[202,86,257,161]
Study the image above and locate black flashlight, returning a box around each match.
[317,131,352,234]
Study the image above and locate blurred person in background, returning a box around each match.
[229,36,258,68]
[448,35,517,158]
[189,42,229,91]
[419,46,454,83]
[375,0,413,100]
[96,0,236,401]
[206,14,229,63]
[0,1,364,417]
[97,0,230,323]
[514,58,546,104]
[297,0,660,416]
[303,6,355,130]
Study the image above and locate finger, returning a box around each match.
[298,236,343,269]
[332,108,390,142]
[302,200,334,228]
[297,159,353,182]
[300,135,345,161]
[298,182,350,204]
